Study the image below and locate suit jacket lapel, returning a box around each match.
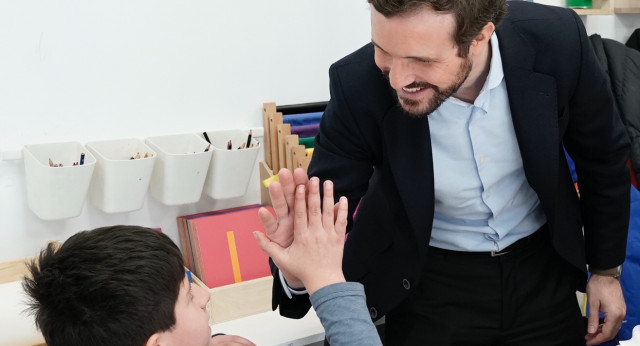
[498,22,559,220]
[382,105,434,243]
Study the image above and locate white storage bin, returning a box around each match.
[200,129,260,199]
[85,138,156,213]
[145,133,212,205]
[23,142,96,220]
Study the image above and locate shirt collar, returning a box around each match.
[471,33,504,111]
[485,33,504,92]
[446,33,504,109]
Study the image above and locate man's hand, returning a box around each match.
[584,274,626,345]
[210,334,256,345]
[255,177,349,295]
[258,168,309,248]
[258,168,309,288]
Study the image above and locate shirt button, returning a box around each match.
[369,307,378,319]
[402,279,411,290]
[479,156,486,164]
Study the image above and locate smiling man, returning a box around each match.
[265,1,631,345]
[372,4,476,115]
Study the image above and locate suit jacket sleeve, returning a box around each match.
[272,47,383,317]
[562,9,630,269]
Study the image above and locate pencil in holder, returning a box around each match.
[85,138,156,213]
[145,133,212,205]
[23,141,96,220]
[200,129,260,199]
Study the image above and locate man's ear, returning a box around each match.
[145,332,162,346]
[469,22,495,55]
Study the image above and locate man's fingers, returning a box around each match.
[268,181,289,221]
[322,180,335,231]
[258,207,277,235]
[599,320,618,341]
[253,231,283,261]
[599,308,625,340]
[293,168,310,187]
[586,304,600,334]
[585,331,607,346]
[277,168,297,211]
[584,301,610,346]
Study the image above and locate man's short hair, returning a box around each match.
[23,225,185,346]
[367,0,508,58]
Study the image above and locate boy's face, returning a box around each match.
[153,272,212,346]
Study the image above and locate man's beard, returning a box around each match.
[386,58,473,118]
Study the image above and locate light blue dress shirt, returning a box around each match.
[428,34,546,252]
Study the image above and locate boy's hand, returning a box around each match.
[255,177,348,295]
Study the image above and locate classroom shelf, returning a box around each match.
[613,0,640,12]
[570,0,640,14]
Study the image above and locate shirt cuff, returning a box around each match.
[279,269,307,299]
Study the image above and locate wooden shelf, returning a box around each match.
[614,0,640,12]
[573,7,614,14]
[571,0,614,14]
[614,7,640,12]
[570,0,640,14]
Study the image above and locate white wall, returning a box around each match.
[0,1,637,262]
[582,13,639,42]
[0,0,371,261]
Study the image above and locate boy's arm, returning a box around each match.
[256,177,382,345]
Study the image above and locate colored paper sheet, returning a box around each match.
[179,204,273,288]
[282,112,323,126]
[299,137,314,148]
[290,124,320,138]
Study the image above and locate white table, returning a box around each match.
[211,308,325,346]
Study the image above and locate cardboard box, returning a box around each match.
[192,274,273,324]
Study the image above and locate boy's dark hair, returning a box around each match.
[22,225,185,346]
[368,0,507,58]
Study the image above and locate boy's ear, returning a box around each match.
[145,332,162,346]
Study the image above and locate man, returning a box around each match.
[261,1,630,345]
[23,226,255,346]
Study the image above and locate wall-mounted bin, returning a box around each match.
[145,133,212,205]
[85,138,156,213]
[200,129,260,199]
[23,142,96,220]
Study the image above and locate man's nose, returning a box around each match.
[388,60,415,90]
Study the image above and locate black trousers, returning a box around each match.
[385,227,586,346]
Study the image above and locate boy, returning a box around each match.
[23,225,254,346]
[23,176,381,346]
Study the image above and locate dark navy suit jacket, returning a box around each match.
[272,1,630,320]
